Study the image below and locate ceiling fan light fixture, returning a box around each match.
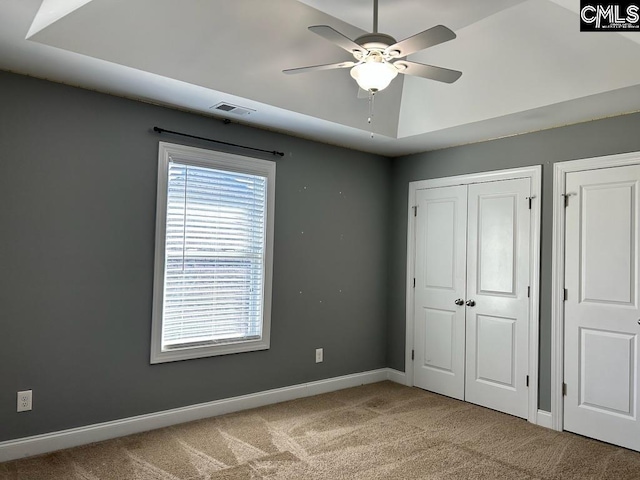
[350,55,398,92]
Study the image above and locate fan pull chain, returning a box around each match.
[368,91,376,138]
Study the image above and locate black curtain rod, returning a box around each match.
[153,127,284,157]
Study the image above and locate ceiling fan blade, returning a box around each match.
[385,25,456,58]
[283,61,357,75]
[308,25,366,55]
[395,61,462,84]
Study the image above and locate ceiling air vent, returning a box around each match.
[210,102,255,116]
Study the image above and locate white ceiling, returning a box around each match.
[2,0,640,156]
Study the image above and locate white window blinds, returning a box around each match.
[161,160,267,350]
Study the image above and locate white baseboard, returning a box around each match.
[536,409,553,429]
[386,368,407,385]
[0,368,396,463]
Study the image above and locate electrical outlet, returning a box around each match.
[315,348,323,363]
[17,390,32,412]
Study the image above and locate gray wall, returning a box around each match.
[388,112,640,411]
[0,71,390,442]
[4,69,640,441]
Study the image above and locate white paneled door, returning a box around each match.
[414,178,532,418]
[563,165,640,451]
[414,185,468,400]
[465,179,531,418]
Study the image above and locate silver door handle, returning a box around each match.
[454,298,464,306]
[466,300,476,307]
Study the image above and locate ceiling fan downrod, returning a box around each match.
[373,0,378,34]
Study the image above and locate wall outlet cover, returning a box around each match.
[17,390,32,412]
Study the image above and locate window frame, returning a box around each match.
[150,142,276,364]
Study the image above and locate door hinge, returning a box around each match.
[526,196,535,210]
[526,375,529,387]
[413,278,416,288]
[412,350,415,361]
[564,288,568,301]
[413,205,418,217]
[563,383,567,396]
[527,286,530,298]
[562,193,576,207]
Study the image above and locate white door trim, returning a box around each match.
[406,166,542,425]
[551,151,640,432]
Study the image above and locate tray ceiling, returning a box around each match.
[2,0,640,155]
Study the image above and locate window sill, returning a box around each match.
[150,338,270,364]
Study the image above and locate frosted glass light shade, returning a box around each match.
[350,59,398,92]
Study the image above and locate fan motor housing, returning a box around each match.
[354,33,396,51]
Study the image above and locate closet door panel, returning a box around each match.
[413,185,467,400]
[464,178,531,419]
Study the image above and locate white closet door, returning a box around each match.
[413,185,468,400]
[464,178,531,418]
[564,165,640,451]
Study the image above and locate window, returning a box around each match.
[151,142,275,363]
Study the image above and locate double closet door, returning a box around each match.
[413,177,531,418]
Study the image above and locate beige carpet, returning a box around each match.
[2,381,640,479]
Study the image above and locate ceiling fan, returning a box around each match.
[283,0,462,94]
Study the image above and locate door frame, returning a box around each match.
[406,165,542,425]
[551,151,640,431]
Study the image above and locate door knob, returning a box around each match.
[454,298,464,306]
[466,300,476,307]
